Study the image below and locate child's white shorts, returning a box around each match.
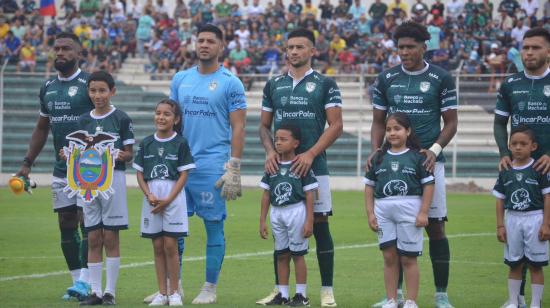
[505,209,549,267]
[271,201,308,255]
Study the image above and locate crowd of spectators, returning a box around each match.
[0,0,549,86]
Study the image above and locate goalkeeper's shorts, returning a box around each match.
[185,172,226,221]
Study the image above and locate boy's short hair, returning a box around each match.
[197,24,224,41]
[523,27,550,45]
[393,21,430,43]
[287,28,315,45]
[88,70,115,90]
[510,125,536,142]
[277,124,301,142]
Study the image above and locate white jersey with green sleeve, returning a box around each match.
[372,63,458,161]
[262,70,342,175]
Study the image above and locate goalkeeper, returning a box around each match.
[167,24,247,305]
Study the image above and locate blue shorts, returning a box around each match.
[185,172,226,221]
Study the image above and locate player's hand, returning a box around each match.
[259,221,268,239]
[533,154,550,174]
[539,224,550,241]
[291,150,315,177]
[365,150,379,172]
[303,219,313,238]
[498,156,513,171]
[367,214,378,232]
[151,199,169,214]
[415,212,429,227]
[420,149,436,173]
[497,226,507,243]
[265,150,280,175]
[59,148,67,161]
[16,165,31,179]
[146,193,159,207]
[116,150,130,162]
[215,158,242,201]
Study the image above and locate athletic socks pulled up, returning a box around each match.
[88,262,103,297]
[313,222,334,287]
[204,220,225,284]
[61,228,82,272]
[104,257,120,296]
[429,238,450,291]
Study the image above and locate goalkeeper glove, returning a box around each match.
[215,157,242,200]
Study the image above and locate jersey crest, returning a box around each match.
[305,82,316,93]
[515,172,523,182]
[544,85,550,97]
[511,188,531,210]
[420,81,430,92]
[63,130,119,203]
[68,86,78,97]
[208,80,217,91]
[391,161,399,172]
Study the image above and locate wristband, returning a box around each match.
[23,156,34,167]
[429,143,443,157]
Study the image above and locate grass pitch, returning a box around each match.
[0,188,547,307]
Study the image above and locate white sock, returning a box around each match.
[204,281,216,291]
[70,269,80,284]
[321,286,333,293]
[88,262,103,297]
[104,257,120,296]
[79,268,89,283]
[278,285,289,299]
[296,284,307,297]
[508,279,522,305]
[531,284,544,307]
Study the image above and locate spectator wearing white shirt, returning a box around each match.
[446,0,464,20]
[247,0,264,21]
[154,0,170,16]
[521,0,539,25]
[126,0,142,20]
[234,21,250,48]
[510,18,530,48]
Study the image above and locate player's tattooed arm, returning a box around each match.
[259,110,279,174]
[539,194,550,241]
[493,114,512,171]
[17,116,50,178]
[495,198,506,243]
[366,109,387,172]
[364,185,378,232]
[259,190,270,239]
[422,109,458,173]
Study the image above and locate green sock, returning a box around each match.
[61,228,82,271]
[520,265,527,296]
[80,224,88,269]
[313,222,334,287]
[429,238,450,292]
[273,251,279,285]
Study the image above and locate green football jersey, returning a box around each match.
[133,133,195,182]
[262,70,342,176]
[495,69,550,160]
[372,63,458,161]
[260,161,319,207]
[39,69,94,178]
[364,148,435,199]
[77,107,135,171]
[492,159,550,211]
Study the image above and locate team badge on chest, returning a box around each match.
[68,86,78,97]
[158,147,164,157]
[518,101,526,111]
[391,161,399,172]
[420,81,430,93]
[515,173,523,182]
[544,85,550,97]
[209,81,218,91]
[305,82,316,93]
[280,167,287,176]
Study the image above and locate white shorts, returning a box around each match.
[51,177,77,211]
[141,179,189,238]
[313,175,332,216]
[428,162,447,219]
[375,197,424,256]
[271,202,308,255]
[79,171,128,231]
[504,210,549,267]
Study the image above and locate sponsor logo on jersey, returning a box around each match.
[165,154,178,161]
[281,96,288,106]
[78,78,87,84]
[420,81,430,92]
[50,114,80,123]
[515,173,523,181]
[305,82,316,93]
[428,73,439,80]
[208,81,217,91]
[275,109,316,121]
[511,188,531,210]
[511,114,550,125]
[68,86,78,97]
[151,164,169,179]
[527,101,547,111]
[391,161,399,172]
[184,109,217,117]
[525,178,538,185]
[192,96,209,105]
[513,90,530,94]
[46,90,57,96]
[544,85,550,97]
[328,87,339,94]
[383,180,408,196]
[276,85,292,91]
[390,84,406,88]
[274,182,292,205]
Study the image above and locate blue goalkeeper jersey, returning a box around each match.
[170,66,247,175]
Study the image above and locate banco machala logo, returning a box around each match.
[383,180,408,196]
[511,188,531,210]
[274,182,292,205]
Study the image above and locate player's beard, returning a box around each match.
[54,58,78,75]
[523,56,547,72]
[289,57,310,69]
